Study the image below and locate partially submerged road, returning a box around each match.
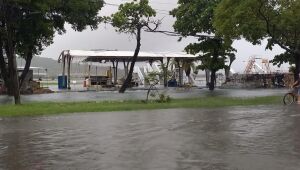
[0,88,288,104]
[1,105,300,170]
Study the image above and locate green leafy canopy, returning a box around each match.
[170,0,236,71]
[1,0,104,56]
[214,0,300,67]
[0,0,104,104]
[111,0,156,34]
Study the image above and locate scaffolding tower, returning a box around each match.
[244,56,272,74]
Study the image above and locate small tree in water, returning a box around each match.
[110,0,160,93]
[144,71,171,103]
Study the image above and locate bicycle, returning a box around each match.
[283,87,299,105]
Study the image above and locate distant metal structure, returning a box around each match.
[244,56,272,74]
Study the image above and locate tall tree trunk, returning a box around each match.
[185,67,191,77]
[4,44,13,96]
[6,32,21,104]
[209,48,219,91]
[185,67,192,84]
[205,69,210,87]
[225,64,233,83]
[2,3,21,103]
[6,49,20,104]
[119,27,141,93]
[209,70,216,91]
[0,54,8,84]
[0,56,9,91]
[0,38,9,89]
[19,50,33,88]
[224,67,230,83]
[225,55,235,83]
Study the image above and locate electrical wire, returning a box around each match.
[104,2,172,15]
[117,0,177,5]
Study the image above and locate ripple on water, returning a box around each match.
[0,106,300,170]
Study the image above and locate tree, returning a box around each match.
[224,53,236,83]
[110,0,159,93]
[170,59,196,85]
[182,60,196,85]
[185,39,236,90]
[170,0,236,90]
[0,0,103,104]
[214,0,300,80]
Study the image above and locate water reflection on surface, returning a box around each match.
[1,105,300,170]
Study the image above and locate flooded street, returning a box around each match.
[1,105,300,170]
[0,88,288,104]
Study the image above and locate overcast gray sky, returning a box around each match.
[40,0,287,73]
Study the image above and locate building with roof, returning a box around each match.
[58,50,198,89]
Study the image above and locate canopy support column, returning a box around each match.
[61,55,67,89]
[67,55,71,90]
[112,60,119,85]
[123,60,129,78]
[62,56,66,77]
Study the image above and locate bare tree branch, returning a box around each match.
[144,29,218,40]
[143,18,161,32]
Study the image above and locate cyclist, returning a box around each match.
[292,73,300,103]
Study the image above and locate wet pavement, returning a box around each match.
[1,105,300,170]
[0,88,288,104]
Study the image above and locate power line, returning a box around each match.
[105,2,119,7]
[156,12,170,15]
[155,9,170,13]
[117,0,177,6]
[147,1,177,6]
[148,1,177,5]
[104,2,172,15]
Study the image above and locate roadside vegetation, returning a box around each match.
[0,96,281,117]
[0,0,104,104]
[1,0,298,106]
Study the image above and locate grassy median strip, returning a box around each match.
[0,96,282,117]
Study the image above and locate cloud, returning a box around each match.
[40,0,288,73]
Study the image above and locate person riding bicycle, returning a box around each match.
[292,73,300,103]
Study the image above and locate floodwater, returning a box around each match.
[1,105,300,170]
[0,88,288,104]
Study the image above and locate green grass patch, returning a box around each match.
[0,96,282,117]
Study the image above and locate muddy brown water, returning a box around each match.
[1,105,300,170]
